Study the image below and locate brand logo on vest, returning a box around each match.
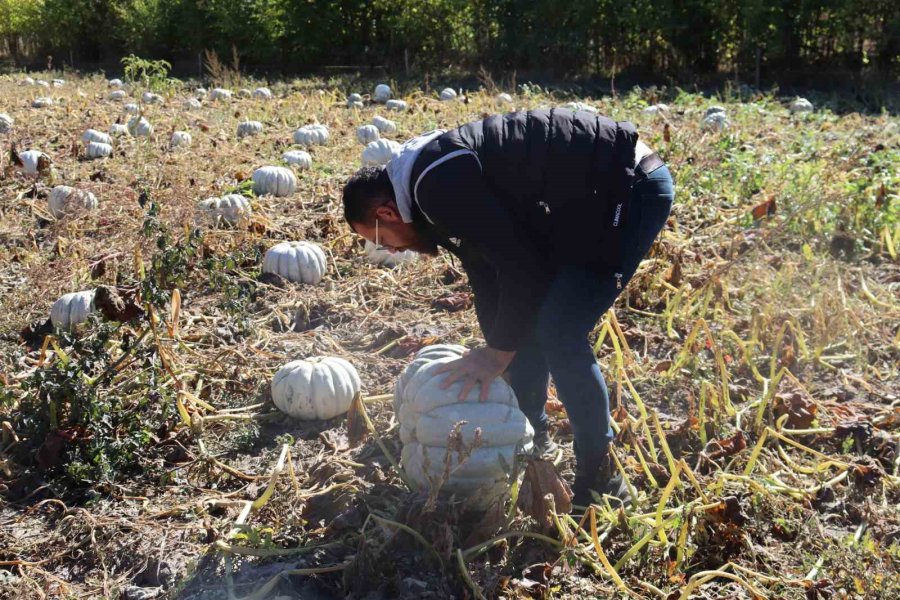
[612,202,623,227]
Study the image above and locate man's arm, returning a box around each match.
[415,152,554,351]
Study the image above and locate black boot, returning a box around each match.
[571,452,631,510]
[530,427,559,458]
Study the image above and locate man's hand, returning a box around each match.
[434,347,516,401]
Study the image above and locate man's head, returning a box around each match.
[342,166,438,255]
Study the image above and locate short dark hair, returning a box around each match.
[342,166,395,227]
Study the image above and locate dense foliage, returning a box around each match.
[1,0,897,77]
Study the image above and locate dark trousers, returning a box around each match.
[507,166,675,464]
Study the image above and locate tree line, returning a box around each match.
[1,0,897,79]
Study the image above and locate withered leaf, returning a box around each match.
[516,458,573,527]
[774,390,817,429]
[345,392,369,448]
[750,196,777,220]
[431,292,473,313]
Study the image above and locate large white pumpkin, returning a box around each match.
[282,150,312,170]
[0,113,13,134]
[393,344,466,414]
[198,194,252,225]
[252,166,297,197]
[361,139,401,167]
[170,131,192,148]
[108,78,123,88]
[790,97,814,113]
[85,141,113,160]
[210,88,232,101]
[347,93,364,109]
[49,185,98,218]
[701,111,728,131]
[142,91,163,104]
[82,129,112,146]
[109,123,129,136]
[237,88,252,99]
[262,241,327,284]
[108,90,127,101]
[372,116,397,134]
[51,290,97,330]
[252,87,273,100]
[18,150,51,176]
[374,84,392,103]
[293,124,329,146]
[32,97,53,108]
[496,93,513,106]
[124,103,140,114]
[385,99,407,112]
[397,357,534,506]
[364,240,417,269]
[35,80,49,88]
[439,88,457,101]
[127,115,153,137]
[183,98,202,110]
[52,79,65,87]
[565,102,598,114]
[271,356,361,420]
[237,120,264,138]
[195,87,208,98]
[356,124,380,145]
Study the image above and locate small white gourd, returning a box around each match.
[641,103,669,115]
[195,87,207,98]
[496,93,513,106]
[356,124,380,145]
[52,79,65,87]
[361,139,400,167]
[32,97,53,108]
[385,99,407,112]
[565,102,598,113]
[262,241,327,284]
[252,87,273,100]
[127,116,153,137]
[790,98,814,113]
[251,166,297,197]
[183,98,202,110]
[271,356,361,420]
[701,111,728,131]
[124,103,140,114]
[108,90,127,101]
[198,194,252,225]
[142,91,163,104]
[374,84,392,102]
[397,358,534,507]
[82,129,112,146]
[51,290,97,330]
[23,76,35,85]
[237,88,252,99]
[210,88,232,101]
[49,185,98,218]
[0,113,13,134]
[236,120,264,138]
[36,80,49,88]
[292,124,329,146]
[282,150,312,170]
[109,123,129,136]
[17,150,51,176]
[170,131,192,148]
[85,142,113,160]
[439,88,457,101]
[364,240,417,269]
[347,92,363,108]
[108,78,123,88]
[372,116,397,134]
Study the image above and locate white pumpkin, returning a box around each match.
[85,142,113,160]
[271,356,361,420]
[439,88,457,101]
[109,123,129,136]
[183,98,202,110]
[124,103,140,114]
[17,150,51,176]
[642,103,669,115]
[210,88,232,101]
[293,124,329,146]
[347,93,363,108]
[108,78,123,88]
[142,91,163,104]
[237,88,252,98]
[385,99,407,112]
[496,93,513,106]
[790,98,814,113]
[35,80,49,88]
[127,116,153,137]
[252,87,273,100]
[198,194,251,225]
[51,79,65,87]
[262,241,327,284]
[393,344,467,414]
[0,113,13,134]
[282,150,312,170]
[237,120,264,138]
[361,139,401,167]
[565,102,598,114]
[195,87,208,98]
[397,358,534,506]
[251,166,297,197]
[23,76,35,85]
[49,185,98,218]
[705,106,726,117]
[108,90,127,101]
[170,131,192,148]
[356,124,380,145]
[372,116,397,134]
[50,290,97,330]
[701,111,728,131]
[32,97,53,108]
[374,84,392,103]
[364,240,417,269]
[81,129,111,146]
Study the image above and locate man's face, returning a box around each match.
[353,201,439,255]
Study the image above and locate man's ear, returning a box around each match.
[374,201,402,223]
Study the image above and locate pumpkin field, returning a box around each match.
[0,69,898,599]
